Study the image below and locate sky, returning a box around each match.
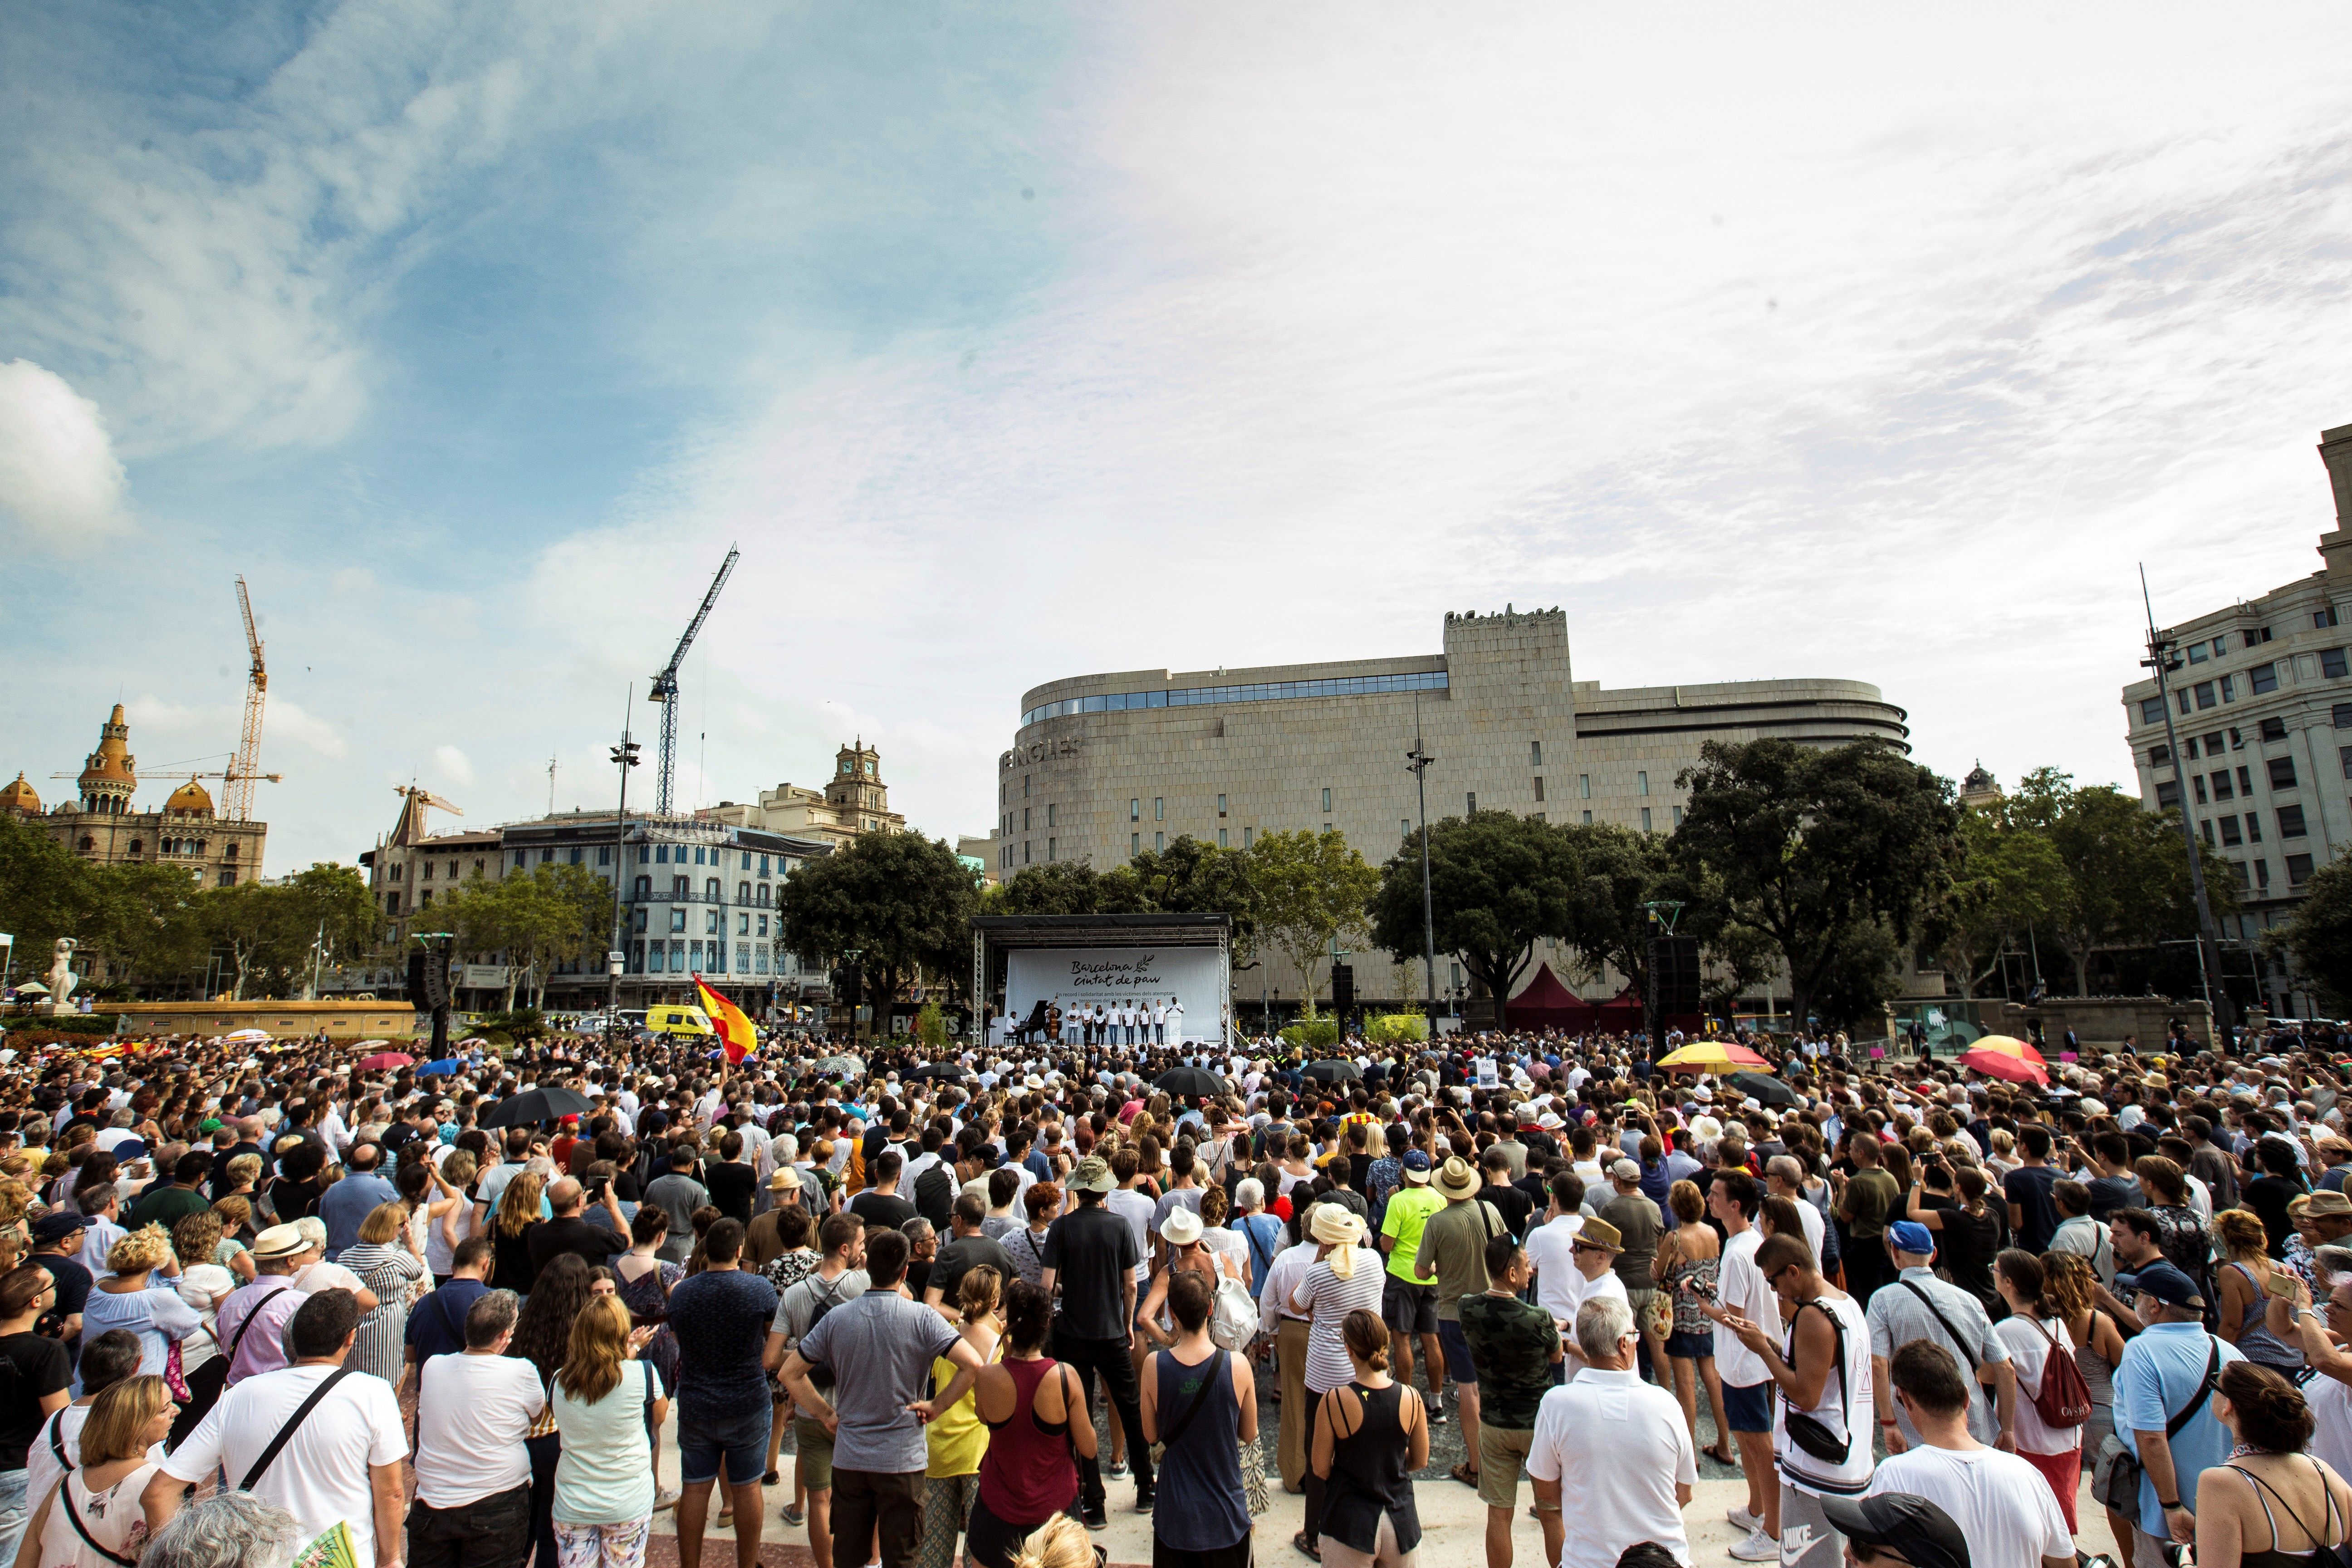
[6,2,2352,872]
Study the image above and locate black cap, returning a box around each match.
[1822,1493,1969,1568]
[31,1212,88,1243]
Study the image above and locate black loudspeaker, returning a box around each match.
[1655,937,1701,1013]
[407,952,429,1008]
[408,952,455,1010]
[1331,964,1355,1015]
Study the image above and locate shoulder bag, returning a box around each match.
[1147,1349,1229,1467]
[60,1477,137,1568]
[179,1281,289,1418]
[2095,1338,2220,1514]
[240,1366,357,1492]
[1781,1300,1853,1464]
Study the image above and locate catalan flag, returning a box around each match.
[692,975,757,1064]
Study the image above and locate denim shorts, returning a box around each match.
[679,1404,772,1487]
[1722,1378,1774,1434]
[1436,1319,1480,1384]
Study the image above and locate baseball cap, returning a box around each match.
[1887,1220,1936,1256]
[1401,1150,1432,1183]
[1821,1493,1968,1568]
[1609,1157,1641,1181]
[2115,1261,2203,1308]
[31,1213,87,1244]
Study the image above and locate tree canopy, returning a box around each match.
[1673,738,1960,1031]
[426,862,612,1009]
[1369,810,1580,1009]
[1247,829,1380,1012]
[2267,856,2352,1014]
[777,831,980,1018]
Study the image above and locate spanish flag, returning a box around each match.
[692,975,757,1064]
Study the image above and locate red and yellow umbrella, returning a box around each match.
[1656,1040,1770,1072]
[1958,1034,2048,1086]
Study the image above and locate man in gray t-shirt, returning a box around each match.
[781,1230,985,1568]
[643,1147,710,1265]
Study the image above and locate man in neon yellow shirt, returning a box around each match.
[1379,1148,1449,1422]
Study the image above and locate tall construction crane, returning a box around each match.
[228,576,268,821]
[649,545,739,815]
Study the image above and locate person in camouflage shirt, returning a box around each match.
[1457,1235,1563,1568]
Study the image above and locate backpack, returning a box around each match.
[913,1162,957,1230]
[2024,1318,2094,1428]
[1209,1268,1259,1352]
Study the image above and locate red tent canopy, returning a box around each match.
[1506,962,1592,1031]
[1592,989,1647,1031]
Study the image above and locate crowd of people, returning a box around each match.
[0,1015,2347,1568]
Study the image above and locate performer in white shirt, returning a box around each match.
[1152,1000,1168,1045]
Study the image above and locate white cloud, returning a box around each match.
[433,746,475,787]
[0,360,129,548]
[269,701,349,763]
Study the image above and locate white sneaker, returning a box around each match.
[1729,1528,1780,1562]
[1727,1506,1761,1534]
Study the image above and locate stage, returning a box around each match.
[971,911,1233,1050]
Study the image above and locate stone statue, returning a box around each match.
[44,938,77,1007]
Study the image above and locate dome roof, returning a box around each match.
[0,773,39,815]
[165,780,215,816]
[76,704,136,793]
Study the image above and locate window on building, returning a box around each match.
[2220,674,2237,701]
[1401,819,1411,840]
[757,884,770,906]
[706,877,722,900]
[2186,737,2201,760]
[1450,962,1461,990]
[705,910,720,933]
[647,943,665,973]
[2270,757,2299,790]
[2156,780,2181,808]
[1641,807,1653,832]
[2259,718,2288,745]
[2342,745,2352,780]
[2246,811,2263,843]
[385,891,401,915]
[1637,771,1650,795]
[1046,804,1056,828]
[670,938,686,967]
[2149,745,2171,765]
[1131,833,1140,857]
[2211,771,2234,800]
[690,940,704,968]
[655,845,668,864]
[1023,808,1031,831]
[1243,827,1254,847]
[2215,636,2230,655]
[634,875,651,898]
[1155,833,1165,851]
[1023,775,1030,797]
[2195,681,2217,710]
[1579,775,1592,799]
[1156,798,1166,821]
[2239,764,2255,794]
[2322,607,2342,629]
[2256,859,2271,890]
[2327,649,2352,679]
[2188,642,2208,664]
[1467,792,1477,813]
[1582,810,1593,825]
[672,876,689,897]
[737,881,751,902]
[1672,805,1684,827]
[1219,829,1229,848]
[637,845,650,864]
[2256,626,2275,643]
[1217,794,1227,816]
[1534,776,1545,802]
[2200,818,2214,844]
[2177,690,2191,715]
[756,913,768,936]
[2230,860,2250,890]
[1531,811,1545,823]
[2220,817,2244,847]
[1129,799,1139,822]
[2193,776,2208,805]
[2141,697,2168,724]
[2289,853,2317,885]
[1048,837,1056,860]
[597,846,611,866]
[2279,805,2308,838]
[1323,822,1331,833]
[632,908,647,932]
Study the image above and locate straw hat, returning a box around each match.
[252,1223,311,1262]
[1434,1156,1481,1201]
[1162,1208,1204,1246]
[1577,1217,1625,1254]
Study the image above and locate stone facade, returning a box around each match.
[2118,421,2352,1018]
[702,742,908,853]
[986,608,1906,1009]
[3,706,266,890]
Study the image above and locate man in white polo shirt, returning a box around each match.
[1527,1294,1696,1568]
[408,1289,547,1568]
[145,1290,408,1568]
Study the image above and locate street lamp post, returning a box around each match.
[607,694,642,1044]
[2140,568,2235,1038]
[1405,698,1437,1026]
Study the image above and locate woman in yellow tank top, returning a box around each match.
[923,1265,1004,1568]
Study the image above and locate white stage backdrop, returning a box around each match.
[1005,947,1225,1044]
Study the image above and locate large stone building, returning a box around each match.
[2,705,266,889]
[701,742,906,852]
[2121,421,2352,1018]
[988,608,1907,1010]
[355,788,831,1013]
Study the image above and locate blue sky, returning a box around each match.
[7,2,2352,871]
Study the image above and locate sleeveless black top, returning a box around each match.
[1319,1382,1421,1556]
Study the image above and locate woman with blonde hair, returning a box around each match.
[2217,1208,2304,1372]
[551,1294,666,1568]
[425,1149,478,1285]
[1008,1515,1095,1568]
[80,1227,198,1382]
[338,1201,425,1383]
[14,1374,175,1568]
[2043,1249,2130,1561]
[921,1265,1003,1568]
[494,1170,548,1295]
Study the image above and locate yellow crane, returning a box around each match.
[227,575,273,821]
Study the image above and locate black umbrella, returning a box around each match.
[480,1087,596,1128]
[1726,1070,1801,1108]
[911,1062,970,1082]
[1155,1064,1225,1097]
[1301,1059,1361,1084]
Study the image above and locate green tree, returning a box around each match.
[1673,738,1960,1034]
[201,880,309,999]
[426,863,608,1008]
[2265,857,2352,1013]
[984,861,1148,917]
[1250,828,1380,1012]
[2006,767,2226,995]
[1936,804,2063,999]
[1368,812,1579,1019]
[0,812,104,978]
[778,832,980,1031]
[1123,836,1259,963]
